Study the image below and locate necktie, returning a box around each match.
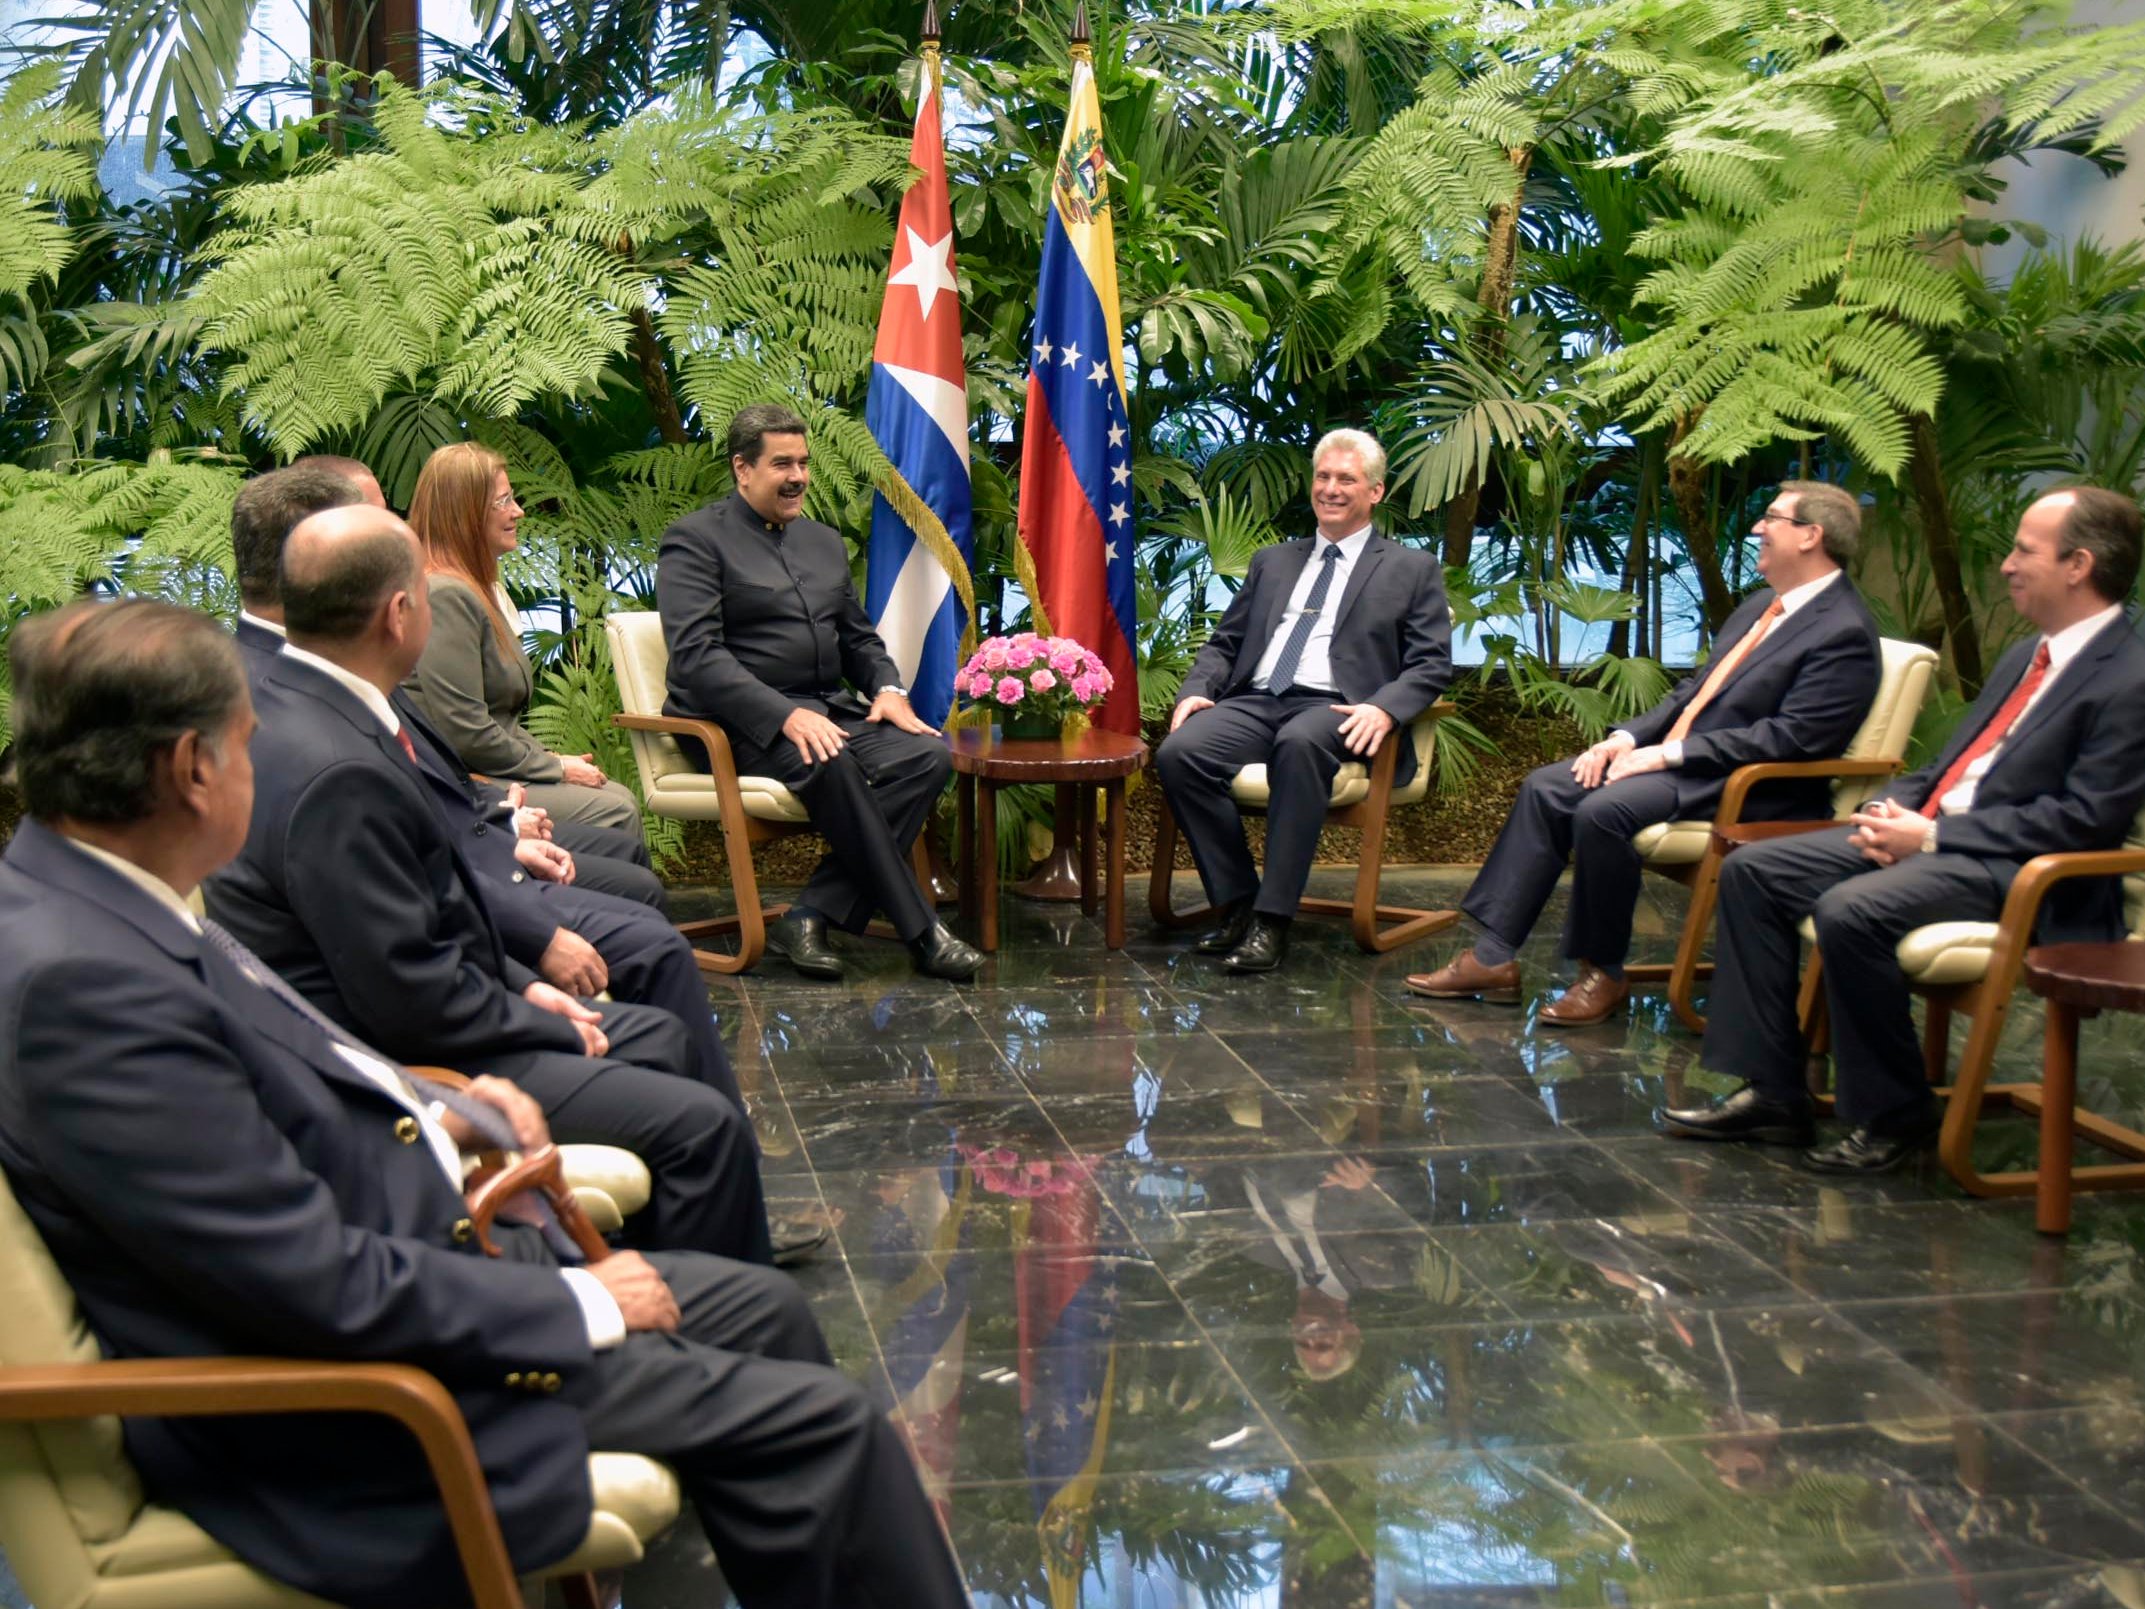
[197,920,582,1258]
[1666,598,1785,744]
[394,727,420,766]
[1267,543,1344,696]
[1919,641,2053,813]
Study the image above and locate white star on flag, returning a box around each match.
[1106,422,1126,447]
[1088,360,1109,387]
[1108,503,1129,527]
[1104,540,1118,560]
[1110,461,1130,485]
[887,226,959,323]
[1033,335,1054,366]
[1059,340,1082,367]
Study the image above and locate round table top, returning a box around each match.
[2024,941,2145,1013]
[948,726,1150,781]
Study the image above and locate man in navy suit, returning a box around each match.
[234,460,664,904]
[1663,488,2145,1173]
[1156,429,1453,972]
[1409,481,1883,1026]
[209,505,774,1264]
[0,597,968,1609]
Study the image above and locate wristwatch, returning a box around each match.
[881,684,909,699]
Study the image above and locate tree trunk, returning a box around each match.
[1441,151,1532,570]
[1908,411,1984,696]
[630,306,689,447]
[1666,412,1739,635]
[1609,441,1658,659]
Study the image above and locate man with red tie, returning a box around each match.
[1662,488,2145,1174]
[1409,481,1880,1025]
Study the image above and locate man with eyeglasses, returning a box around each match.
[1663,488,2145,1173]
[1408,480,1881,1026]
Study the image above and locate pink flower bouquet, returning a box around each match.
[957,634,1113,734]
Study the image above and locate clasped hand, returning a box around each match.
[1847,797,1931,866]
[433,1074,550,1152]
[522,981,608,1056]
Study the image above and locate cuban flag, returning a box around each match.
[864,64,974,730]
[1016,51,1139,735]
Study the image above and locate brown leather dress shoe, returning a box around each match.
[1539,964,1629,1027]
[1405,949,1521,1004]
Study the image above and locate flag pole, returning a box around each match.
[921,0,944,99]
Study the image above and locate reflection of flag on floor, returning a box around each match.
[1015,34,1139,734]
[1013,1172,1119,1609]
[870,1133,973,1530]
[865,34,974,729]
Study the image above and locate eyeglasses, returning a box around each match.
[1757,509,1816,528]
[491,493,520,511]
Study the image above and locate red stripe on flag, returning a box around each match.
[1020,381,1139,734]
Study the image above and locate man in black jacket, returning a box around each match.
[658,403,980,983]
[208,505,774,1264]
[1663,488,2145,1174]
[1155,429,1452,972]
[0,597,968,1609]
[1408,481,1883,1025]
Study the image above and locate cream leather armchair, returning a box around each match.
[0,1167,681,1609]
[1627,636,1939,1032]
[1148,702,1459,953]
[1797,800,2145,1207]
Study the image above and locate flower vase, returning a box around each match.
[998,707,1063,743]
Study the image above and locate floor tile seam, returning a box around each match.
[1019,1083,1379,1554]
[1800,1293,2035,1426]
[1972,1409,2145,1538]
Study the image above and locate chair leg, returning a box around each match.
[1936,981,2022,1197]
[1922,999,1953,1086]
[1306,785,1456,954]
[677,825,781,976]
[1799,951,1833,1108]
[1663,850,1721,1035]
[1147,796,1212,930]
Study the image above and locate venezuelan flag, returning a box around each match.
[1016,48,1139,734]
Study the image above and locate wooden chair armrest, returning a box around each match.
[0,1357,522,1609]
[612,711,748,792]
[464,1144,613,1264]
[1713,819,1843,855]
[1715,757,1901,826]
[1974,846,2145,1004]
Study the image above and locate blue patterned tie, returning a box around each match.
[1266,543,1343,696]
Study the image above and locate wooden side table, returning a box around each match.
[950,729,1150,951]
[2019,942,2145,1234]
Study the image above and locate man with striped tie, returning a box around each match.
[1662,488,2145,1173]
[1410,481,1882,1025]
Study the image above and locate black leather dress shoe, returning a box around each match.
[1801,1123,1936,1176]
[769,1217,833,1266]
[1223,913,1290,974]
[1658,1084,1816,1146]
[1194,900,1254,956]
[910,922,984,982]
[766,910,844,980]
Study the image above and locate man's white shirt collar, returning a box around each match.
[61,836,202,934]
[279,643,402,736]
[238,609,288,641]
[1314,525,1374,562]
[2040,604,2123,675]
[1773,568,1840,619]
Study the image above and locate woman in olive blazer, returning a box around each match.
[404,443,643,833]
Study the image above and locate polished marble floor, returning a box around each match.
[611,866,2145,1609]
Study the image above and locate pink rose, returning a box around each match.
[1029,668,1056,692]
[1049,648,1082,676]
[982,643,1009,671]
[1069,674,1095,702]
[968,671,994,698]
[995,677,1024,705]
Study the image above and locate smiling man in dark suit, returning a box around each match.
[0,596,969,1609]
[1409,480,1882,1026]
[1155,429,1452,973]
[1663,488,2145,1174]
[658,404,980,983]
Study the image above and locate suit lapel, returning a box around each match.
[1731,579,1836,675]
[1330,535,1389,635]
[1989,614,2129,762]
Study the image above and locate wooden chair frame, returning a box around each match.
[1800,845,2145,1206]
[1627,755,1903,1032]
[0,1356,596,1609]
[1147,702,1459,954]
[612,710,934,977]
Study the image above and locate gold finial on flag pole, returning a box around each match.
[921,0,944,98]
[1069,0,1092,61]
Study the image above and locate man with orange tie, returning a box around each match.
[1409,481,1881,1025]
[1662,488,2145,1174]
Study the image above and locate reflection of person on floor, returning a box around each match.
[1241,1157,1411,1380]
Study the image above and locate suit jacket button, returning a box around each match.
[474,822,488,836]
[393,1116,420,1144]
[541,1372,562,1393]
[505,1372,523,1388]
[452,1217,475,1244]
